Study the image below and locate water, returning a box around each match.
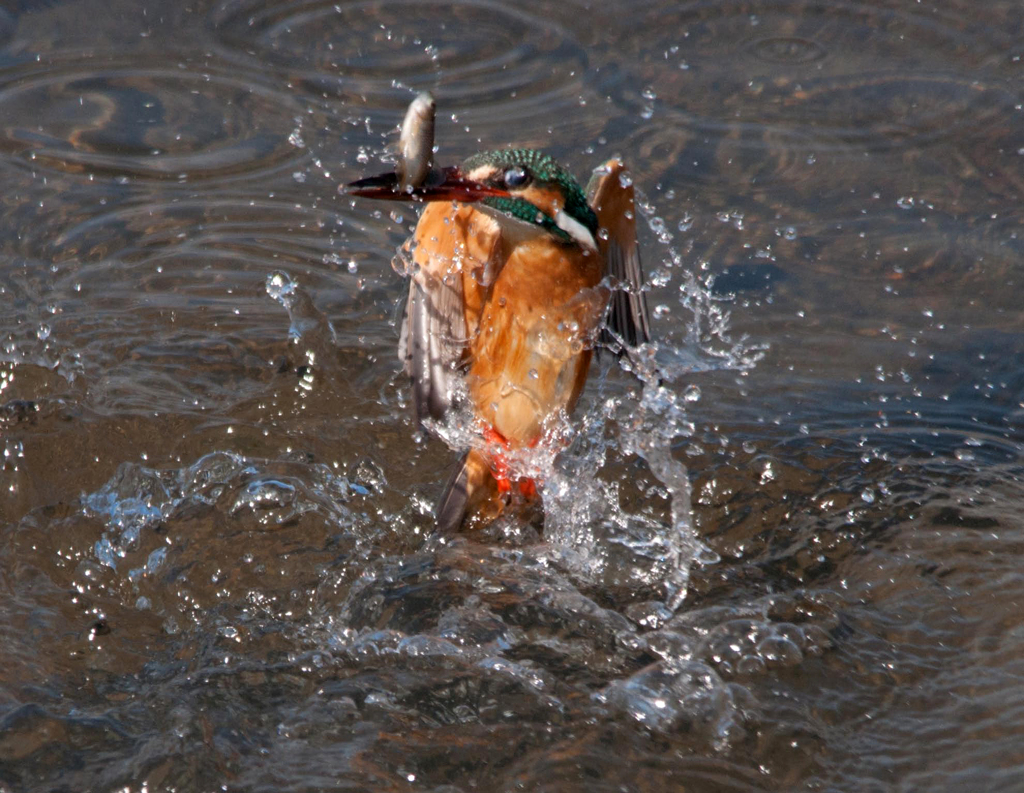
[2,0,1024,790]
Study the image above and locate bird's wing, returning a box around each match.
[586,159,651,348]
[399,203,503,424]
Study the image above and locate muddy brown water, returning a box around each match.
[2,1,1024,791]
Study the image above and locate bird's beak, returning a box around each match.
[342,166,510,203]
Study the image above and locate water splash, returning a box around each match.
[383,183,762,610]
[82,451,359,570]
[538,364,714,609]
[635,191,767,378]
[266,271,338,347]
[265,270,341,387]
[597,658,744,745]
[0,277,83,384]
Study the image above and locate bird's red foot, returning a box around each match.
[482,425,539,498]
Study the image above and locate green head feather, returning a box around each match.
[462,149,598,243]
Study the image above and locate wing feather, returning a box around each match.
[401,203,502,424]
[404,269,464,422]
[586,159,651,348]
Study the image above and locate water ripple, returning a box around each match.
[1,193,399,417]
[614,0,1016,156]
[210,0,596,139]
[0,63,317,182]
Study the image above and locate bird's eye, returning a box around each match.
[503,166,529,188]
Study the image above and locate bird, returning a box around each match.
[347,148,650,532]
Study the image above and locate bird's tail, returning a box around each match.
[435,448,498,533]
[435,445,542,532]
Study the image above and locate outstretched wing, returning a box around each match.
[398,202,502,424]
[586,159,651,348]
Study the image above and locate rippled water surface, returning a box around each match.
[3,1,1024,790]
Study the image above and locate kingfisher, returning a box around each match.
[347,148,650,532]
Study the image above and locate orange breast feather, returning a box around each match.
[468,235,606,444]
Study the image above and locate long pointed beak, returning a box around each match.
[342,166,510,203]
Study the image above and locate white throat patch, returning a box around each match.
[554,208,597,251]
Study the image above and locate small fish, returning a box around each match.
[396,91,435,191]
